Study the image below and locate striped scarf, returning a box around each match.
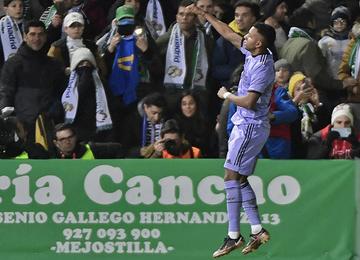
[141,116,163,147]
[0,16,23,61]
[164,23,208,89]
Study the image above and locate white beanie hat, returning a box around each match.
[331,103,354,126]
[70,47,97,71]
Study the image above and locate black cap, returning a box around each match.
[253,22,276,48]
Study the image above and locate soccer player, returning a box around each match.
[187,4,276,258]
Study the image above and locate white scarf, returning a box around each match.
[164,23,208,89]
[66,36,85,60]
[96,25,117,55]
[62,70,112,131]
[0,16,23,61]
[145,0,166,39]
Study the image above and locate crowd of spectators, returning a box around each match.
[0,0,360,159]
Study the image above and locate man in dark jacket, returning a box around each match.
[0,19,66,142]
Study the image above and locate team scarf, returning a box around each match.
[288,27,313,41]
[96,25,117,55]
[164,23,208,89]
[109,35,139,105]
[145,0,166,40]
[348,38,360,79]
[0,16,22,61]
[141,116,163,147]
[62,70,113,131]
[40,5,57,29]
[300,103,317,140]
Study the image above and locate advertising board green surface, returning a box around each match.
[0,159,359,260]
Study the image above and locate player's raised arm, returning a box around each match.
[187,4,243,49]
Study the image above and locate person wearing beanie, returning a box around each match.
[280,6,346,114]
[274,58,292,88]
[188,4,276,257]
[307,103,360,159]
[318,6,351,81]
[0,0,24,71]
[60,47,112,142]
[260,0,289,51]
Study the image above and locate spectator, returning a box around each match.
[0,20,66,142]
[212,1,259,88]
[0,116,49,159]
[288,72,326,158]
[318,6,351,80]
[39,0,74,49]
[174,90,212,157]
[338,19,360,131]
[48,11,105,78]
[149,119,202,158]
[98,3,162,101]
[61,47,112,142]
[120,92,167,157]
[0,0,24,71]
[280,6,346,116]
[260,0,289,51]
[307,103,360,159]
[195,0,217,37]
[156,0,212,113]
[263,59,298,159]
[52,123,95,159]
[213,0,233,24]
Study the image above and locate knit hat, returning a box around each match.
[63,12,84,27]
[116,5,135,25]
[331,6,351,23]
[70,47,97,71]
[259,0,285,19]
[253,22,276,47]
[274,58,292,72]
[331,103,354,126]
[288,72,305,97]
[4,0,22,7]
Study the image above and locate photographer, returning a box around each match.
[306,103,360,159]
[0,116,49,159]
[147,119,201,159]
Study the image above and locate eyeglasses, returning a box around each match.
[56,134,75,143]
[333,18,346,24]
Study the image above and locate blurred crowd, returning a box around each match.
[1,0,360,159]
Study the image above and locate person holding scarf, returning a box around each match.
[156,0,212,114]
[280,7,346,113]
[98,4,161,142]
[0,0,24,71]
[61,47,112,142]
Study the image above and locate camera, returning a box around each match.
[331,127,351,138]
[164,139,181,156]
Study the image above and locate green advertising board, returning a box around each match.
[0,159,359,260]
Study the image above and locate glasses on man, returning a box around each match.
[333,18,346,24]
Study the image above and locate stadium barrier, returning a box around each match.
[0,159,359,260]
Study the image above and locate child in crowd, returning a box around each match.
[0,0,24,71]
[263,59,298,158]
